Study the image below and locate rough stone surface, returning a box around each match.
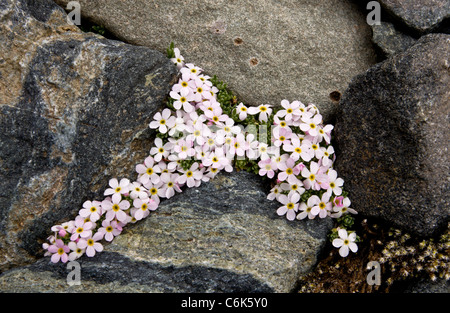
[54,0,376,122]
[0,0,177,272]
[0,171,333,292]
[379,0,450,35]
[404,278,450,293]
[334,33,450,237]
[371,21,417,57]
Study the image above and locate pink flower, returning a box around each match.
[317,124,334,144]
[276,193,300,221]
[301,161,328,190]
[102,196,130,223]
[229,133,248,157]
[267,185,282,201]
[297,196,319,220]
[78,232,104,257]
[333,196,344,207]
[202,149,230,170]
[273,127,292,147]
[129,181,149,200]
[79,200,102,222]
[204,106,228,125]
[177,162,203,188]
[171,72,192,96]
[173,139,195,160]
[70,217,93,241]
[159,172,182,198]
[189,76,212,102]
[104,178,131,203]
[186,122,211,146]
[331,197,357,218]
[258,158,277,178]
[136,156,162,185]
[299,113,323,137]
[277,157,301,184]
[51,221,74,238]
[48,239,70,263]
[280,181,305,198]
[68,240,85,261]
[283,135,314,162]
[180,63,202,79]
[98,219,122,242]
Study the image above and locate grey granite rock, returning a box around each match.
[0,171,332,292]
[0,0,177,271]
[334,33,450,237]
[54,0,377,122]
[379,0,450,35]
[371,21,417,57]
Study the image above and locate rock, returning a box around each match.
[54,0,377,122]
[0,0,177,272]
[334,33,450,237]
[379,0,450,35]
[0,171,333,292]
[404,278,450,293]
[371,21,417,58]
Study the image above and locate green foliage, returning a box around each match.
[167,42,176,59]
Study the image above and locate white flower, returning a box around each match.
[235,103,249,121]
[299,113,323,137]
[104,178,131,203]
[149,108,176,133]
[276,193,300,221]
[332,229,358,257]
[169,91,195,113]
[177,162,203,188]
[276,99,301,121]
[170,47,185,69]
[248,104,272,122]
[136,156,162,185]
[327,169,344,196]
[331,197,357,218]
[150,137,173,162]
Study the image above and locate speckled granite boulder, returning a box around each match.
[54,0,376,122]
[334,33,450,237]
[379,0,450,35]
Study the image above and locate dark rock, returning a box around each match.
[0,0,177,271]
[0,171,332,292]
[404,278,450,293]
[379,0,450,35]
[334,33,450,237]
[371,21,417,58]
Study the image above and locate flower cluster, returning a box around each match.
[43,46,358,262]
